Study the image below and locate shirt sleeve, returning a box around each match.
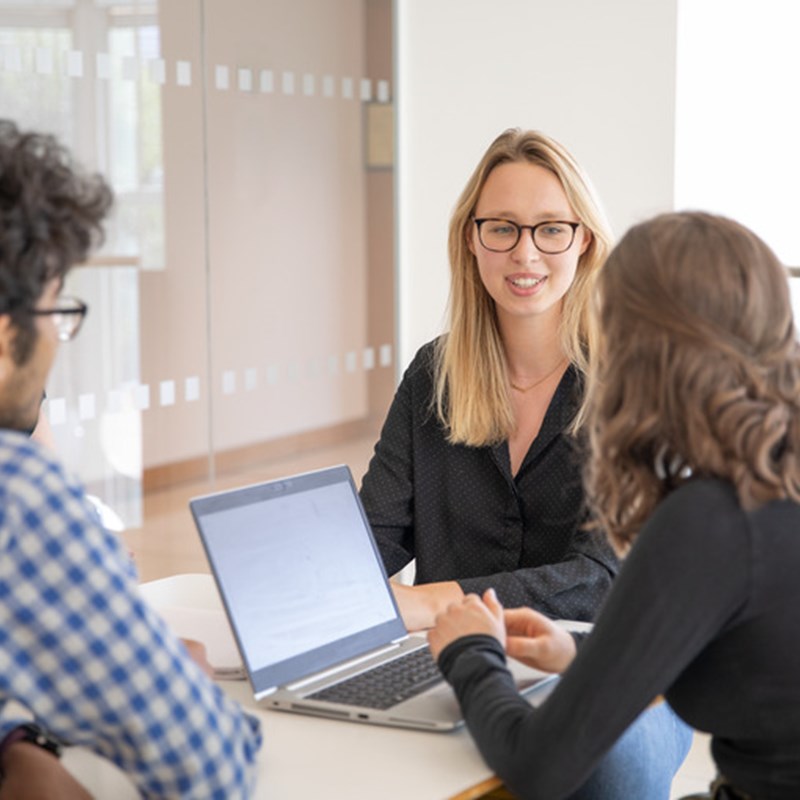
[0,439,262,799]
[359,355,418,576]
[456,523,618,621]
[439,480,750,799]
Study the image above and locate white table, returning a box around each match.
[67,574,565,799]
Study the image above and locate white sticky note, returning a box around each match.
[379,343,393,367]
[328,354,339,375]
[281,71,295,95]
[135,384,151,411]
[377,80,390,103]
[266,365,279,385]
[286,362,300,383]
[48,398,66,426]
[345,351,357,373]
[35,47,54,75]
[244,368,257,391]
[66,50,83,78]
[121,56,138,81]
[259,69,274,93]
[159,380,176,407]
[107,389,124,414]
[322,75,335,98]
[363,347,375,370]
[79,394,96,421]
[96,52,111,80]
[185,376,200,402]
[215,65,230,90]
[360,78,372,101]
[341,77,354,99]
[176,60,192,87]
[303,74,315,96]
[4,46,22,73]
[307,359,321,380]
[149,58,166,85]
[222,370,236,395]
[238,68,252,92]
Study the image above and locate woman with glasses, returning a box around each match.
[429,211,800,800]
[360,128,691,797]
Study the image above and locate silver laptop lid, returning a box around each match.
[190,465,407,696]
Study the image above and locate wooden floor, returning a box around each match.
[121,432,378,583]
[121,430,716,797]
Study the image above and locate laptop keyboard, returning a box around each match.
[307,647,442,710]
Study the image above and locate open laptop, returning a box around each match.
[190,464,556,731]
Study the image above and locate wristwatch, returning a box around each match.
[0,723,63,760]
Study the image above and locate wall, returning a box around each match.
[395,0,679,369]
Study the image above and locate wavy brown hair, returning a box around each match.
[584,211,800,551]
[0,119,112,363]
[435,128,613,445]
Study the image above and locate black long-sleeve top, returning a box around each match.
[439,478,800,800]
[360,341,618,621]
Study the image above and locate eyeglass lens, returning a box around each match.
[478,219,577,254]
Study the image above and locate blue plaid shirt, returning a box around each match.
[0,431,262,797]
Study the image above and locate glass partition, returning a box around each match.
[0,0,395,578]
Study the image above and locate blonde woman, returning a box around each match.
[361,129,690,799]
[430,211,800,799]
[361,129,613,631]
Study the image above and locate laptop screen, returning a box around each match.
[191,465,407,694]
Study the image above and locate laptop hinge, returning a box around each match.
[285,642,402,691]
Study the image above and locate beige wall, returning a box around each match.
[141,0,393,469]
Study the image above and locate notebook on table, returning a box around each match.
[190,464,556,732]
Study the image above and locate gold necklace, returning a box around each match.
[509,357,568,393]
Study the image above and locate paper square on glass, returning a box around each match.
[79,394,96,421]
[238,68,253,92]
[159,380,176,406]
[35,47,54,75]
[215,65,230,90]
[47,398,66,426]
[185,376,200,402]
[95,52,111,80]
[222,370,236,395]
[259,69,274,93]
[176,60,192,86]
[66,50,83,77]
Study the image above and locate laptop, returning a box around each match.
[190,464,556,731]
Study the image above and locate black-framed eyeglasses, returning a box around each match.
[27,296,88,342]
[473,218,581,254]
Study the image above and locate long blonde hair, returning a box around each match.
[585,211,800,550]
[434,128,613,446]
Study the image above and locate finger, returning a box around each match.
[482,587,504,618]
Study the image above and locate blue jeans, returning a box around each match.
[567,702,693,800]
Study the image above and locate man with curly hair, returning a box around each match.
[0,120,262,798]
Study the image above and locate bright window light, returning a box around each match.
[675,0,800,268]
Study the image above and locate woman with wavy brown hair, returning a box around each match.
[429,211,800,800]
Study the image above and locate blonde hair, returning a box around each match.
[584,211,800,551]
[434,128,613,446]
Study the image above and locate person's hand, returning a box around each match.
[503,607,577,674]
[181,638,215,678]
[390,581,463,631]
[0,743,92,800]
[428,588,506,660]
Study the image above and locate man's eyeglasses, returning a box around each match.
[473,218,581,254]
[28,296,88,342]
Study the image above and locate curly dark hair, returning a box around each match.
[0,119,113,363]
[584,211,800,550]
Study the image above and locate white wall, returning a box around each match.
[396,0,678,370]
